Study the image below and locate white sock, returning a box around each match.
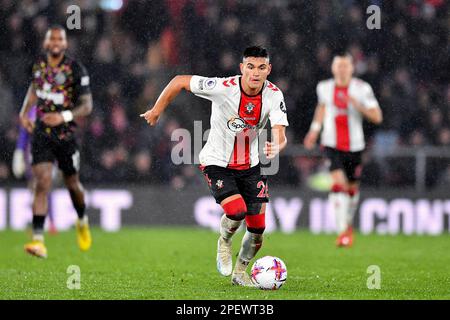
[32,234,44,242]
[78,215,89,226]
[220,215,242,243]
[347,192,360,226]
[329,192,350,233]
[235,231,263,273]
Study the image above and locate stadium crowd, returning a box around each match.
[0,0,448,189]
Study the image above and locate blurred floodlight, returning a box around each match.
[100,0,123,11]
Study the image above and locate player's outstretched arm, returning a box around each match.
[72,93,93,118]
[304,103,325,150]
[140,75,193,126]
[19,84,38,133]
[264,125,288,160]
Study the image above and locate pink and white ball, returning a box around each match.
[251,256,287,290]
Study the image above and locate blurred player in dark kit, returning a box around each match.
[19,26,93,258]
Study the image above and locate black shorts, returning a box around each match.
[324,147,363,182]
[31,130,80,176]
[200,165,269,204]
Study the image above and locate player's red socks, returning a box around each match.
[222,197,247,221]
[331,183,346,193]
[245,213,265,234]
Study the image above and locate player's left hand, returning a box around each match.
[348,96,362,110]
[263,141,280,160]
[140,108,161,126]
[41,112,65,127]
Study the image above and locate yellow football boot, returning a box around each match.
[76,220,92,251]
[24,240,48,258]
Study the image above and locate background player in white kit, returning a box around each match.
[304,53,382,247]
[141,46,288,287]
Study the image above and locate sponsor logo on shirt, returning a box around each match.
[279,101,287,113]
[227,117,262,133]
[36,89,64,105]
[198,79,204,90]
[335,109,349,115]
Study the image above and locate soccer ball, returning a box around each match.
[251,256,287,290]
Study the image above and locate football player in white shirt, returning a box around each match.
[304,53,382,247]
[141,46,289,286]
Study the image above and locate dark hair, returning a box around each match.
[334,51,353,61]
[47,24,66,33]
[243,46,269,61]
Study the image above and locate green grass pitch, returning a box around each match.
[1,227,450,299]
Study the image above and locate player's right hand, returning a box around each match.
[20,116,34,133]
[304,130,319,150]
[140,108,160,126]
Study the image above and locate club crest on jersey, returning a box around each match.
[216,179,224,189]
[205,78,217,90]
[55,72,67,85]
[337,91,346,99]
[245,102,255,115]
[336,91,348,105]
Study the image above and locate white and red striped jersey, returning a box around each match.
[316,78,379,152]
[190,75,289,169]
